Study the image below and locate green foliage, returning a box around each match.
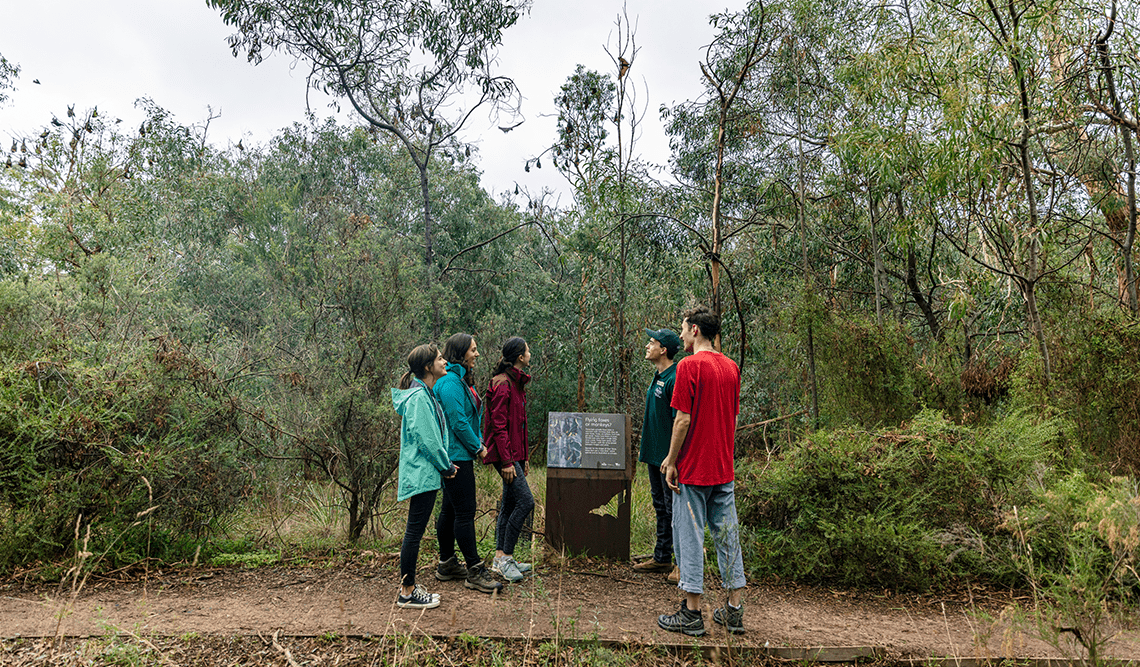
[0,53,17,106]
[0,339,247,570]
[739,409,1061,590]
[1018,314,1140,474]
[208,551,280,568]
[812,311,919,427]
[1007,471,1140,663]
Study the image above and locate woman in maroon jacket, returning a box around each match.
[482,336,534,583]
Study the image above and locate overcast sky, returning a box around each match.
[0,0,742,203]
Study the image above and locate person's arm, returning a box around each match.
[660,410,691,492]
[411,390,453,475]
[485,381,515,480]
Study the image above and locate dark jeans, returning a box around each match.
[646,463,674,565]
[496,462,534,555]
[437,460,480,567]
[400,489,438,588]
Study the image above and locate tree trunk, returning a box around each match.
[869,193,884,327]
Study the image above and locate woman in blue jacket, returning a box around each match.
[432,333,502,594]
[391,344,455,609]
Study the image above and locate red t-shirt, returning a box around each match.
[670,350,740,486]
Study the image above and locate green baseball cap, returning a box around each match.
[645,328,681,357]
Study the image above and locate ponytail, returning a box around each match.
[491,336,528,377]
[399,344,440,389]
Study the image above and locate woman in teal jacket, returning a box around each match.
[391,344,455,609]
[431,333,501,594]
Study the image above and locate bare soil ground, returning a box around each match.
[2,554,1138,664]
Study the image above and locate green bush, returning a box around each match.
[0,340,248,572]
[738,409,1061,590]
[812,313,920,427]
[1005,471,1140,663]
[1019,314,1140,474]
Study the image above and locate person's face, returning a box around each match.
[464,339,479,368]
[428,352,447,380]
[518,344,532,367]
[645,337,666,361]
[680,318,697,353]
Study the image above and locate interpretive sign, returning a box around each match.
[545,412,633,560]
[546,412,626,470]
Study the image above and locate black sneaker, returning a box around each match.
[657,600,706,636]
[435,556,467,581]
[464,563,504,594]
[713,601,744,634]
[397,584,440,609]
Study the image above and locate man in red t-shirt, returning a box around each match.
[657,305,746,637]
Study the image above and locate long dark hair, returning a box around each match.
[442,332,476,387]
[490,336,527,378]
[398,344,440,390]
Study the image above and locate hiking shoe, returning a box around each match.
[435,556,467,582]
[515,561,533,573]
[657,600,706,636]
[397,585,440,609]
[633,559,673,573]
[667,566,680,585]
[713,601,744,634]
[464,563,504,594]
[492,555,525,582]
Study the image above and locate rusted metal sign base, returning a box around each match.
[545,476,631,560]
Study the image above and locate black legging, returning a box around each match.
[437,460,480,567]
[400,489,438,588]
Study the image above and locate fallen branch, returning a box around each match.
[737,409,807,431]
[272,630,302,667]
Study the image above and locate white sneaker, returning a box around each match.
[492,555,525,582]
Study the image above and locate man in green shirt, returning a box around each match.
[633,328,681,575]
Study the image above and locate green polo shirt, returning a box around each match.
[639,363,676,467]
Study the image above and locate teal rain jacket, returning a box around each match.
[432,361,483,462]
[391,379,452,501]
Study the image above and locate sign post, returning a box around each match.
[544,412,633,560]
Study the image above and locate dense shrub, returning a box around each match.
[737,409,1062,590]
[1019,314,1140,474]
[0,339,248,571]
[812,313,920,427]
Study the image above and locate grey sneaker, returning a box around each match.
[713,601,744,634]
[397,584,440,609]
[435,556,467,581]
[492,555,524,582]
[515,561,533,573]
[464,563,504,594]
[658,600,706,636]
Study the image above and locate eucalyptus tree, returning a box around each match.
[0,52,17,106]
[544,11,665,413]
[208,0,530,333]
[917,0,1111,384]
[1071,0,1140,314]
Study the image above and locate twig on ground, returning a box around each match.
[272,630,302,667]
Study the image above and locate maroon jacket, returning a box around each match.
[483,367,530,466]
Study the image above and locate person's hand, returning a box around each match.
[443,464,458,479]
[500,463,517,483]
[523,460,529,476]
[661,458,680,492]
[476,446,487,461]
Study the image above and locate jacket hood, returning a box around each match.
[391,381,429,415]
[445,361,469,380]
[506,366,531,387]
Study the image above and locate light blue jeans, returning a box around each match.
[672,481,747,595]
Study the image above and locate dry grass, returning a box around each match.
[212,463,659,567]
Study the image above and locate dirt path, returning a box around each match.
[2,560,1138,661]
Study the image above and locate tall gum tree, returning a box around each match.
[207,0,531,334]
[545,10,652,413]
